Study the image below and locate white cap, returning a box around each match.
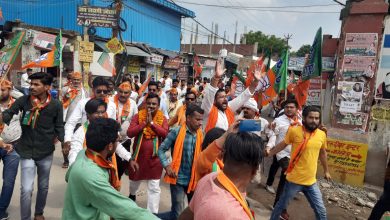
[243,98,259,113]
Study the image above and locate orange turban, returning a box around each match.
[1,80,12,90]
[170,88,178,94]
[119,82,132,91]
[190,87,198,96]
[72,72,82,79]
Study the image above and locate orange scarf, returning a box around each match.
[216,171,254,220]
[114,94,131,124]
[205,105,235,133]
[175,105,187,126]
[164,125,203,193]
[212,158,224,172]
[286,126,317,174]
[85,149,120,190]
[287,115,301,126]
[62,87,80,109]
[0,97,15,133]
[28,93,51,128]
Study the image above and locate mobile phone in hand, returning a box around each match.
[239,119,261,132]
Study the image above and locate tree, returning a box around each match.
[242,31,289,56]
[292,44,311,57]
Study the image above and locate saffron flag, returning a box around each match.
[138,74,152,96]
[193,53,203,78]
[245,54,269,88]
[22,30,62,69]
[302,27,322,81]
[274,50,289,93]
[257,64,278,106]
[288,80,311,109]
[97,52,116,76]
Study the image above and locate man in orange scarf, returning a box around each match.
[0,80,22,220]
[127,93,169,214]
[157,104,204,220]
[179,131,263,220]
[109,82,138,179]
[201,59,261,133]
[0,72,64,220]
[62,118,158,220]
[267,106,330,220]
[61,72,88,168]
[168,91,197,128]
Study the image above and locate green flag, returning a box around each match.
[302,27,322,81]
[53,29,62,66]
[274,50,289,93]
[0,31,26,65]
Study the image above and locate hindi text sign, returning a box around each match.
[79,41,94,63]
[77,6,118,28]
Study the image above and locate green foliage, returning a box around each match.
[293,44,311,57]
[243,31,290,55]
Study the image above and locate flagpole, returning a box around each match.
[59,29,63,99]
[320,74,324,123]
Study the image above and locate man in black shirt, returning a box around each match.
[0,72,64,220]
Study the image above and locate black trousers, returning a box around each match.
[368,180,390,220]
[274,157,290,207]
[266,155,280,186]
[116,139,132,180]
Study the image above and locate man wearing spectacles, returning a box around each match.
[62,76,117,158]
[168,91,197,128]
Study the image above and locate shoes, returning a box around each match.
[129,194,136,202]
[62,162,69,169]
[0,212,9,220]
[265,185,276,194]
[280,211,289,220]
[34,215,45,220]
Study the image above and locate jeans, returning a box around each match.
[368,180,390,220]
[271,181,327,220]
[20,154,53,220]
[130,179,161,213]
[266,156,280,186]
[157,184,193,220]
[0,148,20,216]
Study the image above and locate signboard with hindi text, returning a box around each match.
[344,33,378,56]
[78,41,94,63]
[77,6,118,28]
[106,38,124,54]
[319,138,368,187]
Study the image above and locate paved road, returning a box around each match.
[0,145,270,219]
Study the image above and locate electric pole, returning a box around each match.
[284,33,293,49]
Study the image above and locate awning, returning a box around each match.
[125,46,151,57]
[155,48,178,58]
[95,41,110,53]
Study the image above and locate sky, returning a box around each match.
[177,0,347,51]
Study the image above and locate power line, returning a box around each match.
[174,1,342,9]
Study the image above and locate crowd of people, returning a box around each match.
[0,60,388,220]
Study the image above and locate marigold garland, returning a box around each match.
[138,109,164,139]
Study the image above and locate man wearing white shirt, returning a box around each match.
[62,77,117,155]
[109,82,138,178]
[201,59,261,132]
[265,99,301,219]
[137,81,169,119]
[68,99,131,166]
[20,68,32,95]
[179,79,187,99]
[159,71,172,92]
[240,98,273,182]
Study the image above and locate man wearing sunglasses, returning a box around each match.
[63,76,117,158]
[168,91,197,128]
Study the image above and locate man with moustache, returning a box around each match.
[137,81,169,118]
[62,118,158,220]
[127,93,169,214]
[61,72,88,168]
[202,59,261,133]
[168,91,197,128]
[110,82,138,178]
[267,106,331,220]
